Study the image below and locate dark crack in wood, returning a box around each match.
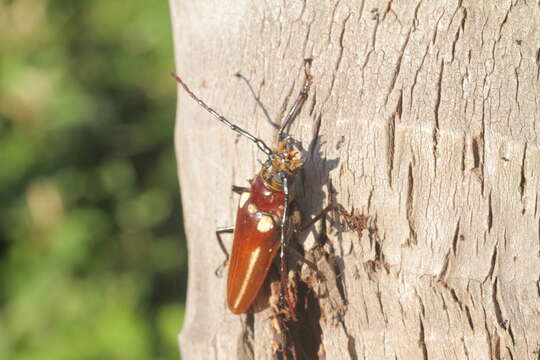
[387,91,402,189]
[432,60,444,175]
[419,317,429,360]
[406,162,417,246]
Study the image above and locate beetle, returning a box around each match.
[172,59,319,314]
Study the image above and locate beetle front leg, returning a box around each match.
[288,204,348,280]
[215,226,234,277]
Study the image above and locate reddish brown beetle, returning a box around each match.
[172,60,314,314]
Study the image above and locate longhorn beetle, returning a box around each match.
[172,59,329,314]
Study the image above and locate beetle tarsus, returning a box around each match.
[214,260,230,278]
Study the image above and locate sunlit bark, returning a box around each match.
[171,1,540,358]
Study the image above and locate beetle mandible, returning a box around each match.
[172,59,320,314]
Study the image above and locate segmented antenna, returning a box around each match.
[171,73,273,156]
[277,59,313,141]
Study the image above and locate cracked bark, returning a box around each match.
[171,1,540,359]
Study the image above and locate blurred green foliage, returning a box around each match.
[0,0,186,359]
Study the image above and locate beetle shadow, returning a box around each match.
[235,72,280,130]
[291,113,359,305]
[279,114,357,356]
[295,114,342,244]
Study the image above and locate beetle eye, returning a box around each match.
[272,171,286,184]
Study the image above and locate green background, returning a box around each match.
[0,0,186,358]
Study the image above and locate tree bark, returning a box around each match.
[170,1,540,359]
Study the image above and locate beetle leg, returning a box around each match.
[288,204,338,281]
[215,226,234,277]
[231,185,250,194]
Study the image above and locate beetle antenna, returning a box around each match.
[171,73,273,156]
[277,59,313,141]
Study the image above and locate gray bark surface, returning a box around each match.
[170,1,540,359]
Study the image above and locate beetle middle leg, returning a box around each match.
[231,185,250,194]
[215,226,234,277]
[283,205,326,279]
[215,185,250,276]
[287,203,349,278]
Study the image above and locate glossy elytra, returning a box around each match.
[172,60,313,314]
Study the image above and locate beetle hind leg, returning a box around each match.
[215,226,234,277]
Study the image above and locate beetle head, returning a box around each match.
[260,139,302,191]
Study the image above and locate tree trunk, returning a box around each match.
[170,1,540,359]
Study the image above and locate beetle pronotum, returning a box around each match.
[172,59,325,314]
